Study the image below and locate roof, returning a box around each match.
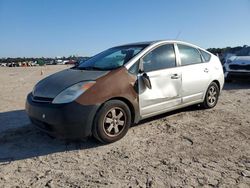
[119,40,181,46]
[117,40,204,49]
[116,41,157,47]
[115,40,210,56]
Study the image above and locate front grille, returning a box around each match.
[229,64,250,71]
[32,95,53,103]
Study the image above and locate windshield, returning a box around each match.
[77,45,147,70]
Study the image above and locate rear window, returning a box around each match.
[200,50,211,62]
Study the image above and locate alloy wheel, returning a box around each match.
[207,85,217,106]
[103,107,126,137]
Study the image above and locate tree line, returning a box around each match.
[0,56,89,64]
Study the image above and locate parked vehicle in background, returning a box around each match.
[224,56,250,82]
[26,40,224,143]
[0,63,7,67]
[8,62,19,67]
[65,60,77,65]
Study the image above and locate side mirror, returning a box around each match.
[142,72,152,89]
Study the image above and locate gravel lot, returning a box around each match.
[0,66,250,188]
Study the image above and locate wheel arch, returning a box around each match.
[212,80,220,91]
[202,80,221,101]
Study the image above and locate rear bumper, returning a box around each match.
[25,93,100,139]
[225,71,250,80]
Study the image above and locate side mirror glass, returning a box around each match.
[142,72,152,89]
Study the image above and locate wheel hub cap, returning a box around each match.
[208,86,217,105]
[103,107,126,137]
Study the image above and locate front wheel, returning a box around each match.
[202,82,220,109]
[92,100,131,143]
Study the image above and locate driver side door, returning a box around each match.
[138,44,182,118]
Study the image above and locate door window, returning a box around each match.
[178,44,203,66]
[142,44,176,72]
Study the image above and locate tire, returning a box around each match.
[202,82,220,109]
[92,100,131,143]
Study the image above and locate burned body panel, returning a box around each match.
[76,67,140,123]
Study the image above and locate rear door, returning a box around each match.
[176,44,211,103]
[138,44,182,117]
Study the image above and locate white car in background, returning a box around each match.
[0,63,7,67]
[224,56,250,82]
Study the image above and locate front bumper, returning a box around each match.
[225,71,250,80]
[25,93,100,139]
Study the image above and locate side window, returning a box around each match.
[142,44,176,72]
[199,49,211,62]
[178,44,203,66]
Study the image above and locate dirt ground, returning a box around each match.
[0,66,249,188]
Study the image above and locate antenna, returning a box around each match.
[175,30,182,40]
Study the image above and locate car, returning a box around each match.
[65,60,77,65]
[223,56,250,82]
[26,40,224,143]
[0,63,7,67]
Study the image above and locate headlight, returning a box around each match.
[52,81,95,104]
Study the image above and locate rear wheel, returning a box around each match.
[202,82,219,109]
[93,100,131,143]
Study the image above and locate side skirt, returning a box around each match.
[140,99,203,120]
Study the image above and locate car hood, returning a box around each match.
[33,68,109,98]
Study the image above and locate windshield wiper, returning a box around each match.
[91,67,109,71]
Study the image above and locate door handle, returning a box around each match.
[204,68,209,73]
[171,74,180,79]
